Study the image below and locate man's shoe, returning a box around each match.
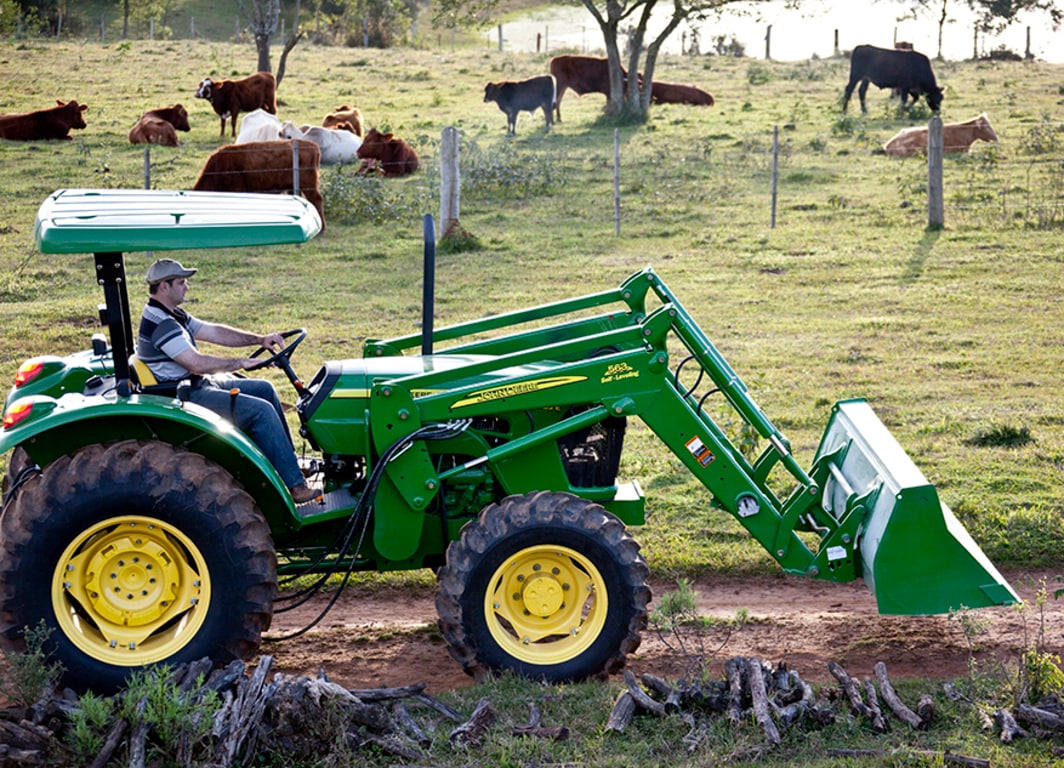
[290,483,319,504]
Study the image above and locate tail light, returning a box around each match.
[14,360,44,388]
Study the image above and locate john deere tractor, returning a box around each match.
[0,189,1017,692]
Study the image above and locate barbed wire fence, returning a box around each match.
[128,118,1064,235]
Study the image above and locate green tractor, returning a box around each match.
[0,189,1017,693]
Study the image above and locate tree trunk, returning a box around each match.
[256,33,271,73]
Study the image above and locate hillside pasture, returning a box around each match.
[0,40,1062,578]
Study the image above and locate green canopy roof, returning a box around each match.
[35,189,322,254]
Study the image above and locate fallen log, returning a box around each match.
[872,661,923,729]
[747,657,781,745]
[512,702,570,740]
[624,670,666,717]
[826,747,990,767]
[449,697,495,747]
[993,708,1027,743]
[862,677,888,733]
[827,662,869,718]
[605,691,637,733]
[1016,703,1064,731]
[724,657,747,723]
[642,673,682,712]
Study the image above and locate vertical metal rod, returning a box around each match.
[422,215,436,356]
[614,128,620,235]
[770,125,779,229]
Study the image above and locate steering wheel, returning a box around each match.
[246,329,307,391]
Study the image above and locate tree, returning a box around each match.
[239,0,281,73]
[432,0,497,46]
[887,0,955,59]
[577,0,799,123]
[967,0,1062,35]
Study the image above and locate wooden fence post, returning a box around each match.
[764,24,771,60]
[291,140,301,197]
[439,127,460,238]
[927,116,944,228]
[143,146,151,190]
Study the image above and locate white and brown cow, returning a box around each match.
[884,113,998,157]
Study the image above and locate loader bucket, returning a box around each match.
[814,399,1019,615]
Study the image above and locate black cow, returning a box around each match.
[842,44,943,113]
[484,75,556,135]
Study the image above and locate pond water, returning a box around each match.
[489,0,1063,63]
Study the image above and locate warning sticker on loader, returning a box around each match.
[685,436,715,467]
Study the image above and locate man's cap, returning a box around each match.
[146,258,197,285]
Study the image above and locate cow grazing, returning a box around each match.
[191,139,324,225]
[883,113,999,157]
[322,105,364,137]
[650,81,715,106]
[843,44,943,113]
[549,55,629,122]
[236,108,284,144]
[195,72,277,137]
[356,128,419,177]
[484,75,556,135]
[128,104,190,147]
[0,99,87,141]
[279,120,362,165]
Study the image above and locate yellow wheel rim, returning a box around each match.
[484,544,607,667]
[52,516,211,667]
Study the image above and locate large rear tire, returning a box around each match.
[436,491,650,683]
[0,440,277,694]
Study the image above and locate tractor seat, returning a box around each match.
[128,355,160,388]
[128,355,183,397]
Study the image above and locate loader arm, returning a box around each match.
[368,268,1017,615]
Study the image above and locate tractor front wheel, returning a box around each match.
[0,440,277,693]
[436,491,650,683]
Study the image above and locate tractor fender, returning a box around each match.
[1,391,297,525]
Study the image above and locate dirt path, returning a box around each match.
[262,569,1056,694]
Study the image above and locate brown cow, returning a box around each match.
[356,128,419,177]
[194,72,277,138]
[128,104,191,146]
[192,139,324,225]
[0,99,87,141]
[650,81,715,107]
[883,113,998,157]
[549,55,630,122]
[322,105,364,137]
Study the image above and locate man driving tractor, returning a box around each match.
[137,258,317,503]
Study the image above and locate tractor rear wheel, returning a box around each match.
[436,491,650,682]
[1,446,36,506]
[0,440,277,693]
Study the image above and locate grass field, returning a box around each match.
[1,34,1064,766]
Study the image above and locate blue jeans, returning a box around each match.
[189,376,303,488]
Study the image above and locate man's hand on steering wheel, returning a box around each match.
[245,328,307,373]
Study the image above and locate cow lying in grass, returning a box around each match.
[883,113,998,157]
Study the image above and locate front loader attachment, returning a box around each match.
[813,399,1019,614]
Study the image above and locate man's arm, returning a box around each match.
[194,322,283,350]
[170,347,258,375]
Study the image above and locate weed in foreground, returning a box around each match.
[0,620,63,708]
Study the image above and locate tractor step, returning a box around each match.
[294,486,358,521]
